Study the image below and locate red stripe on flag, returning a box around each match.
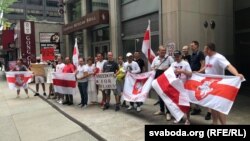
[53,79,76,88]
[144,30,149,40]
[157,74,189,113]
[7,77,31,83]
[185,79,238,101]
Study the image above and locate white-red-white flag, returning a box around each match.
[141,20,155,71]
[185,73,243,115]
[123,71,155,102]
[6,72,33,90]
[72,38,79,67]
[52,72,77,95]
[152,68,190,122]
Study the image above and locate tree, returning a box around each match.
[0,0,17,30]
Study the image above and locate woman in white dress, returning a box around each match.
[86,57,97,104]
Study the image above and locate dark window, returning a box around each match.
[92,27,110,42]
[27,0,43,5]
[67,0,81,22]
[46,0,58,7]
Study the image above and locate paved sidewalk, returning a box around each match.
[0,76,98,141]
[1,70,250,141]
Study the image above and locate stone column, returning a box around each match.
[64,0,69,57]
[82,0,89,59]
[161,0,180,49]
[108,0,122,59]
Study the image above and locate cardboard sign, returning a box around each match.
[41,48,55,61]
[95,72,116,89]
[30,63,46,76]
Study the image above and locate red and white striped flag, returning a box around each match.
[152,68,190,122]
[72,38,79,67]
[185,73,243,115]
[122,71,155,102]
[141,20,155,71]
[6,72,33,90]
[52,72,77,95]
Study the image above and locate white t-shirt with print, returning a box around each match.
[96,60,107,73]
[151,55,174,70]
[56,63,65,73]
[205,53,230,75]
[170,60,192,83]
[77,65,88,82]
[123,61,141,74]
[86,64,96,81]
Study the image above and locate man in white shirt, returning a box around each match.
[55,56,65,104]
[96,53,107,108]
[198,42,244,125]
[124,52,141,112]
[151,45,174,121]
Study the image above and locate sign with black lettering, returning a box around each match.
[95,72,116,89]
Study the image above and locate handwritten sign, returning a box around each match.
[41,47,54,61]
[30,64,46,76]
[95,72,116,89]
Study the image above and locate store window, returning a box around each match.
[46,0,58,7]
[90,0,109,12]
[92,27,110,42]
[70,31,84,57]
[27,0,43,5]
[67,0,81,22]
[27,9,43,16]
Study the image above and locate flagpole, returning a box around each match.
[148,19,151,71]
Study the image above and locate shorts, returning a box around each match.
[116,80,124,94]
[35,76,45,84]
[105,89,119,96]
[16,84,28,90]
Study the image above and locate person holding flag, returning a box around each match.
[151,46,174,121]
[11,59,30,98]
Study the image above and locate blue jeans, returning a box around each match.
[78,82,88,105]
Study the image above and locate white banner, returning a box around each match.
[122,71,155,102]
[95,72,116,89]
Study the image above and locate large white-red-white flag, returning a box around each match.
[185,73,243,115]
[152,68,190,122]
[123,71,155,102]
[141,20,155,71]
[6,72,33,90]
[52,72,77,95]
[72,38,79,67]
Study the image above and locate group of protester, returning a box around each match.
[12,41,244,125]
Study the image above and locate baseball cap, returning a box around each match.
[126,52,133,57]
[174,50,182,56]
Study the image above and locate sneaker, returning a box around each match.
[166,113,171,121]
[34,93,39,96]
[173,120,179,124]
[136,106,141,112]
[153,111,164,115]
[205,112,211,120]
[115,105,120,111]
[59,99,63,104]
[62,101,69,105]
[191,109,201,115]
[68,102,73,106]
[103,103,110,110]
[185,120,190,125]
[82,105,87,108]
[43,92,47,96]
[127,105,133,110]
[153,101,160,106]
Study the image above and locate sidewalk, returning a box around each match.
[1,70,250,141]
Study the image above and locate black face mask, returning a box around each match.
[37,60,41,63]
[47,62,51,66]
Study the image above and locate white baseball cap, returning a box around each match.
[126,52,133,57]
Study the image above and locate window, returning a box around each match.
[27,9,43,16]
[47,11,60,17]
[92,27,110,42]
[9,8,24,15]
[27,0,43,5]
[46,0,58,7]
[67,0,81,22]
[91,0,109,11]
[121,0,135,5]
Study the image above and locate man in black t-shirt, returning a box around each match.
[103,52,120,111]
[134,51,145,73]
[190,41,211,120]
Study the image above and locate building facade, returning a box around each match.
[4,0,63,23]
[63,0,234,62]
